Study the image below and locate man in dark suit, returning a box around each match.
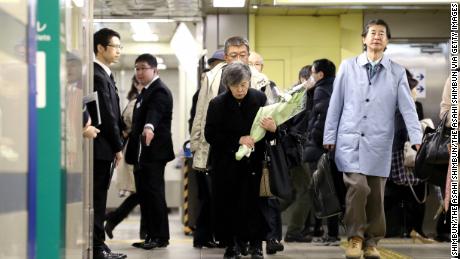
[92,28,126,259]
[126,53,175,250]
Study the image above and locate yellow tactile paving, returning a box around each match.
[340,240,412,259]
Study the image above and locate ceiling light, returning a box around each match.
[157,64,167,70]
[130,21,150,35]
[132,33,159,42]
[252,5,258,9]
[156,57,164,64]
[93,18,174,23]
[213,0,245,8]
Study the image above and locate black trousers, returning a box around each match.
[258,197,282,240]
[193,171,215,243]
[93,159,112,250]
[106,193,147,237]
[384,180,426,237]
[134,161,169,240]
[326,215,339,237]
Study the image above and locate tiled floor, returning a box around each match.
[105,212,451,259]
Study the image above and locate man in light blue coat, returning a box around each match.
[323,19,422,259]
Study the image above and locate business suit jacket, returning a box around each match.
[93,62,124,161]
[126,77,175,164]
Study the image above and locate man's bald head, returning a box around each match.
[249,52,264,72]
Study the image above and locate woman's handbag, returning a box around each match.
[310,152,345,219]
[424,113,451,165]
[414,126,449,186]
[265,137,293,201]
[259,161,273,197]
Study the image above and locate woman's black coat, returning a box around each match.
[303,77,334,162]
[204,88,268,243]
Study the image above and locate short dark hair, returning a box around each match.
[298,65,312,83]
[222,62,251,89]
[312,59,336,79]
[361,19,391,51]
[135,53,158,68]
[224,36,250,55]
[93,28,121,55]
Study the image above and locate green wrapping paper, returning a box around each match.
[235,84,307,160]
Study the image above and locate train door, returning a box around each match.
[61,1,92,258]
[0,0,34,258]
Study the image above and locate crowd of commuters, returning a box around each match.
[85,18,453,259]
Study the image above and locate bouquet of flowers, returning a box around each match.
[235,82,307,160]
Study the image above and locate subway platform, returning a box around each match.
[104,212,451,259]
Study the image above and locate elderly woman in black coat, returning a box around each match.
[205,62,276,259]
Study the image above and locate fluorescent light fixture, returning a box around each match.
[93,18,174,23]
[157,63,167,70]
[130,22,160,42]
[130,21,151,35]
[213,0,245,8]
[156,57,164,64]
[132,33,159,42]
[170,23,200,68]
[274,0,452,4]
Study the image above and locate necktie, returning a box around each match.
[136,88,145,106]
[109,73,118,93]
[368,64,379,80]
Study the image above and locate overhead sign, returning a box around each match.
[410,68,426,99]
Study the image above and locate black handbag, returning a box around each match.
[424,113,451,165]
[310,152,345,219]
[302,139,324,163]
[414,126,449,186]
[277,125,304,169]
[265,136,294,201]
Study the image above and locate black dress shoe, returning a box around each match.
[237,241,249,256]
[140,238,169,250]
[266,239,284,254]
[132,235,152,248]
[132,241,143,248]
[250,247,264,259]
[193,240,218,248]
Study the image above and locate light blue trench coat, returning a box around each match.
[323,52,423,177]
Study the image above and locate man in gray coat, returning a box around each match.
[323,19,422,259]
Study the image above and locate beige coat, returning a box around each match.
[190,63,271,171]
[440,77,453,128]
[116,98,137,192]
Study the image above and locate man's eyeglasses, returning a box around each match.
[134,67,153,72]
[108,44,123,50]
